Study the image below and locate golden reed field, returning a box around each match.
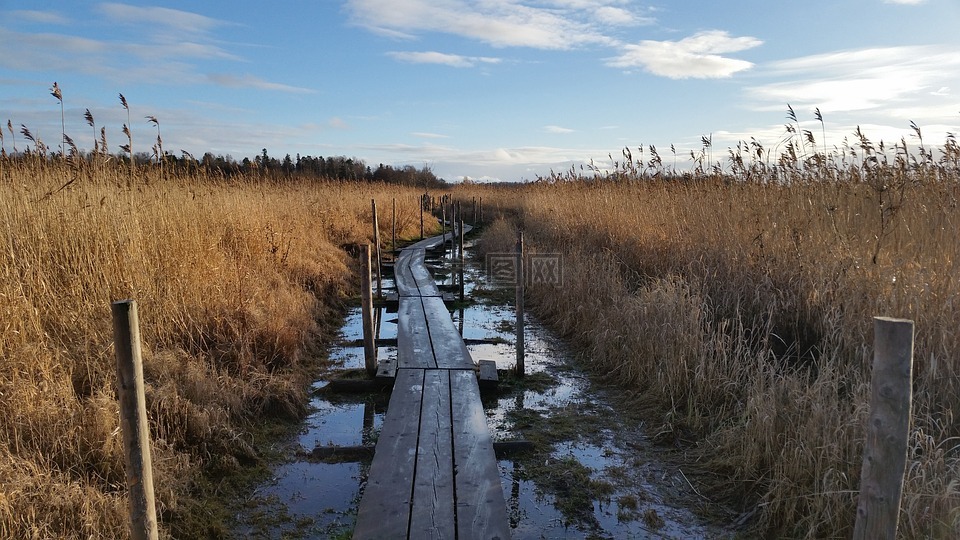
[0,157,428,538]
[464,136,960,538]
[1,126,958,538]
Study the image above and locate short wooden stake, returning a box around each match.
[515,231,525,377]
[111,300,159,540]
[360,245,377,376]
[853,317,914,540]
[371,199,382,298]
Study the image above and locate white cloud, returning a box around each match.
[593,6,650,26]
[607,30,762,79]
[545,125,575,134]
[345,0,615,49]
[883,0,925,4]
[749,46,960,114]
[387,51,501,68]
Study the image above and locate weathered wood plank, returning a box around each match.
[410,370,456,539]
[398,297,436,369]
[410,249,442,297]
[422,296,474,370]
[395,249,420,297]
[354,368,425,539]
[450,370,510,540]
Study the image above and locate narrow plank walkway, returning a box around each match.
[354,225,510,540]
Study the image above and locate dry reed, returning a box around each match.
[464,141,960,538]
[0,158,430,538]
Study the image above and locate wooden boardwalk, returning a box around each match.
[354,229,510,540]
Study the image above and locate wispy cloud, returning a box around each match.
[545,125,575,134]
[96,3,229,37]
[387,51,501,68]
[883,0,925,4]
[206,74,315,94]
[607,30,762,79]
[10,10,70,25]
[0,4,306,93]
[411,132,450,139]
[346,0,618,49]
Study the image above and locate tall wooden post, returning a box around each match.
[472,197,477,226]
[371,199,382,298]
[515,231,525,377]
[391,197,396,254]
[479,196,483,225]
[459,213,465,302]
[111,300,159,540]
[420,194,424,240]
[360,245,377,376]
[441,200,447,257]
[853,317,914,540]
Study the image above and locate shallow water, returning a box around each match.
[232,238,733,539]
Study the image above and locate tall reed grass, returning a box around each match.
[0,158,429,538]
[465,135,959,538]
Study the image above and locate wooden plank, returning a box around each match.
[422,296,474,369]
[450,370,510,540]
[398,297,436,369]
[409,370,456,539]
[410,249,442,297]
[395,249,420,297]
[354,369,425,539]
[477,360,498,392]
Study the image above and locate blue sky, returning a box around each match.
[1,0,958,181]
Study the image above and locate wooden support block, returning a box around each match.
[376,357,397,380]
[477,360,498,392]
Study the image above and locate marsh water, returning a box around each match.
[232,240,734,539]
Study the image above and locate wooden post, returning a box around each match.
[391,197,396,254]
[472,197,477,226]
[479,196,483,224]
[441,200,447,257]
[371,199,382,298]
[360,245,377,377]
[459,214,465,302]
[420,194,424,240]
[515,231,525,377]
[111,300,159,540]
[853,317,914,540]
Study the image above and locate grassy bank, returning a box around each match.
[0,159,429,538]
[463,150,959,537]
